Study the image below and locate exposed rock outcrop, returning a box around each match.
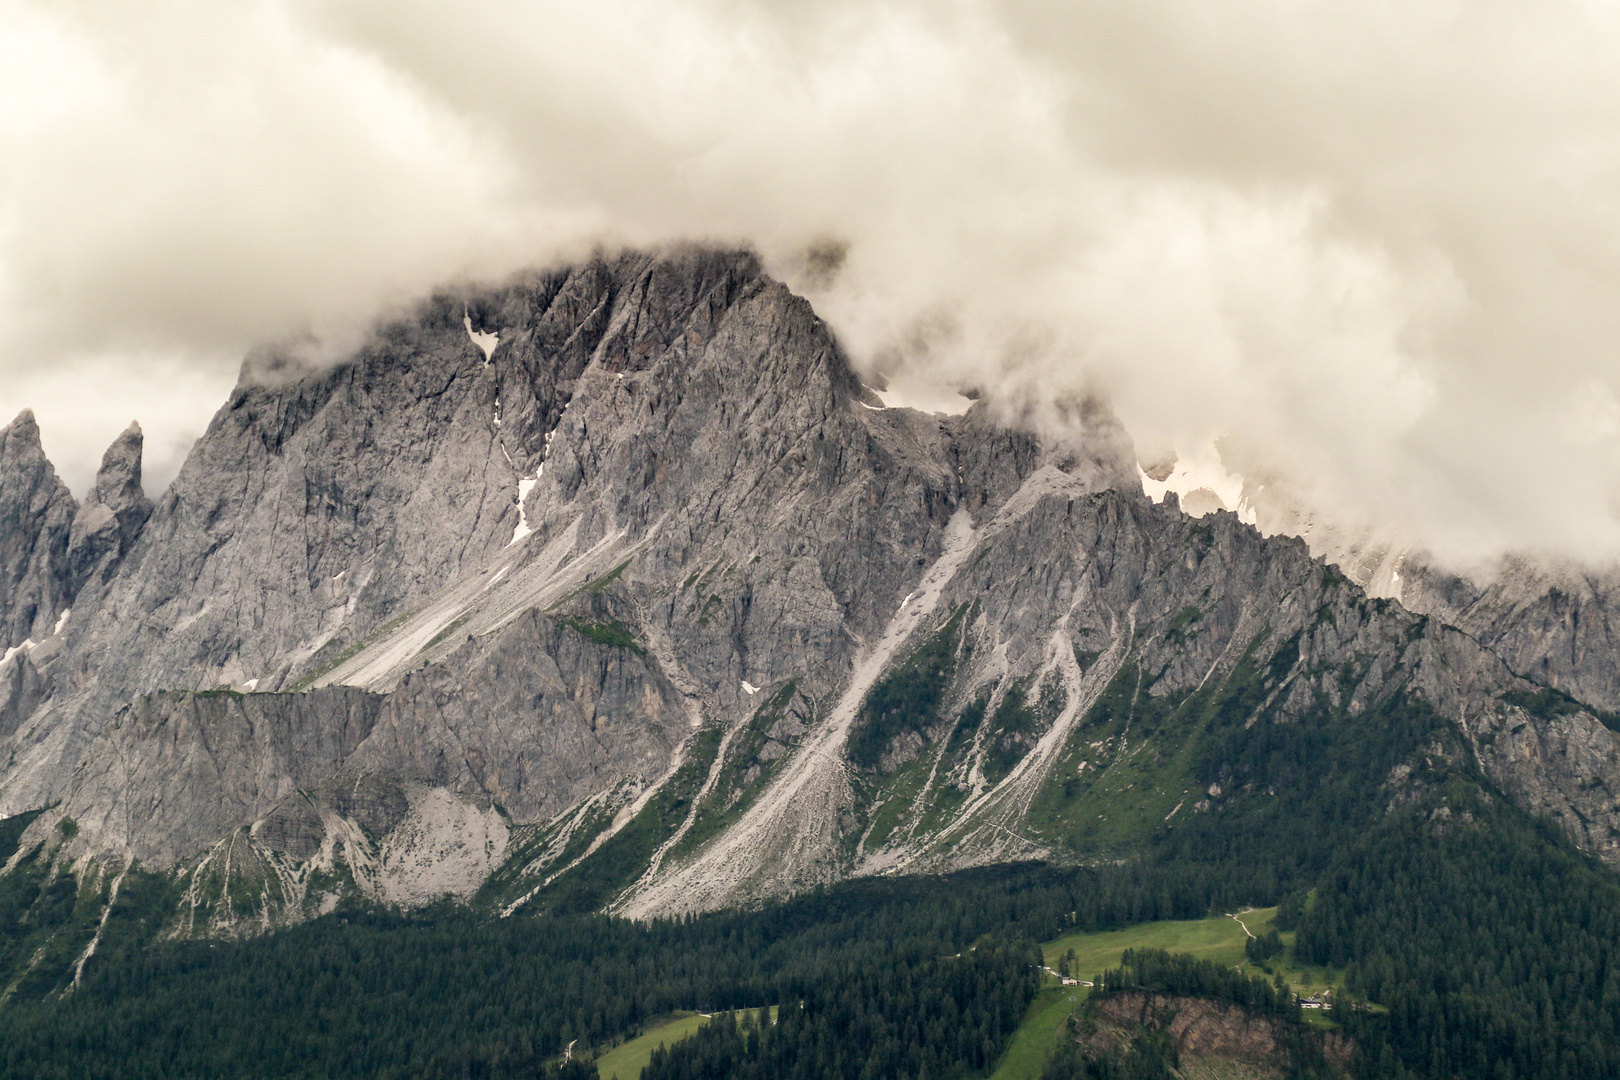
[67,421,153,590]
[1084,991,1352,1077]
[60,686,384,867]
[1402,555,1620,715]
[1093,991,1289,1066]
[0,246,1617,930]
[0,410,76,650]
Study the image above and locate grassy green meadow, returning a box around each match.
[1042,909,1266,982]
[593,1006,782,1080]
[992,906,1350,1079]
[592,1013,713,1080]
[988,986,1086,1080]
[587,910,1345,1080]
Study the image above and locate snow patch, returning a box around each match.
[242,678,258,692]
[1137,447,1257,526]
[508,474,539,546]
[868,372,974,416]
[463,309,498,363]
[741,680,759,695]
[507,427,559,546]
[52,608,70,636]
[2,639,36,666]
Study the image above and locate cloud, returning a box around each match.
[1,0,1617,565]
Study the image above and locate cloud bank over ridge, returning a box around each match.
[2,0,1618,564]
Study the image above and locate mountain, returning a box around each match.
[1398,555,1620,715]
[1236,474,1620,716]
[1,246,1618,938]
[0,411,77,654]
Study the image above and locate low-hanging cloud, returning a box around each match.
[2,0,1618,567]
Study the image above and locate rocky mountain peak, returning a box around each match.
[0,409,77,649]
[67,421,152,590]
[3,409,37,441]
[0,249,1617,934]
[94,421,149,519]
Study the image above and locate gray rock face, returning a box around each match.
[1401,555,1620,715]
[334,606,691,829]
[1,247,983,918]
[67,422,153,591]
[1240,476,1620,716]
[1,246,1617,930]
[0,252,780,819]
[61,686,383,867]
[0,410,76,650]
[0,650,49,744]
[620,472,1620,915]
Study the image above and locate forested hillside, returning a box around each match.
[6,735,1620,1080]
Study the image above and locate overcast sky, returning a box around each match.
[3,0,1619,567]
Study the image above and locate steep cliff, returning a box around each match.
[66,421,152,592]
[0,247,1617,934]
[1400,555,1620,716]
[0,410,77,651]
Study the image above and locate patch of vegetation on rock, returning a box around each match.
[847,606,968,771]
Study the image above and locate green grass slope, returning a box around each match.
[992,907,1354,1080]
[593,1013,712,1080]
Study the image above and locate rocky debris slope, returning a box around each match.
[0,246,1616,931]
[621,477,1620,916]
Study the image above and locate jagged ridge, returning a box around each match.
[0,247,1614,938]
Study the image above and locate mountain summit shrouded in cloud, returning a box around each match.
[2,0,1618,564]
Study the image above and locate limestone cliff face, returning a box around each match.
[1238,477,1620,718]
[67,421,152,592]
[0,410,77,650]
[0,246,1617,930]
[0,247,995,920]
[61,687,385,867]
[1401,556,1620,715]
